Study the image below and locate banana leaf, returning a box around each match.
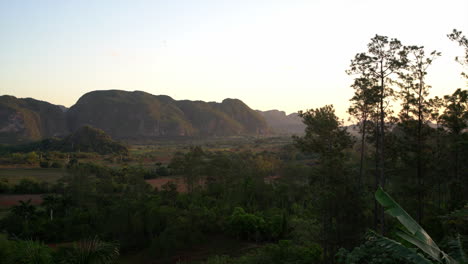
[368,231,434,264]
[375,186,457,264]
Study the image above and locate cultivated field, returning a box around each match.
[145,176,187,193]
[0,194,43,209]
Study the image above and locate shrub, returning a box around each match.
[0,236,53,264]
[13,179,43,194]
[39,161,50,168]
[227,207,266,241]
[0,179,9,193]
[50,161,63,168]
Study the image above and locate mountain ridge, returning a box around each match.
[0,90,303,144]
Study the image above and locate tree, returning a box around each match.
[11,199,37,237]
[348,35,407,234]
[11,199,36,222]
[169,146,206,193]
[448,29,468,80]
[42,194,61,221]
[427,96,447,210]
[294,105,353,161]
[398,45,440,223]
[294,105,364,263]
[347,76,380,187]
[438,89,468,210]
[440,89,468,181]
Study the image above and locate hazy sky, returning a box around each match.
[1,0,467,118]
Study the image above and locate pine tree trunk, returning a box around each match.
[379,72,385,235]
[359,119,367,187]
[417,79,424,223]
[374,121,380,231]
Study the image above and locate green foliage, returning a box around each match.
[337,232,430,264]
[0,178,9,193]
[227,207,266,241]
[13,178,49,194]
[441,89,468,136]
[57,236,119,264]
[0,236,53,264]
[203,240,322,264]
[2,126,128,155]
[375,187,459,263]
[445,234,467,264]
[294,105,353,160]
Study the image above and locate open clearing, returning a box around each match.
[145,176,187,193]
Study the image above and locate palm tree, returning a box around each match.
[11,199,36,221]
[65,236,119,264]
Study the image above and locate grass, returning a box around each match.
[0,168,65,185]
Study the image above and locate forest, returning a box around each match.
[0,30,466,264]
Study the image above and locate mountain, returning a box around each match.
[1,90,283,143]
[258,110,305,135]
[67,90,269,139]
[0,95,68,144]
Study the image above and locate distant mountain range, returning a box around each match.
[257,110,305,135]
[0,90,304,144]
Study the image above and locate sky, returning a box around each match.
[1,0,467,119]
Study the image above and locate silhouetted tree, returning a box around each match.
[448,29,468,80]
[398,45,440,223]
[347,77,379,187]
[348,35,407,234]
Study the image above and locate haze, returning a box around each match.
[1,0,467,118]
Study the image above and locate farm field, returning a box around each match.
[0,194,43,209]
[145,176,187,193]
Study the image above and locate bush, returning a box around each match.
[156,165,170,176]
[50,161,63,168]
[0,179,9,193]
[0,236,53,264]
[203,241,322,264]
[39,161,50,168]
[227,207,266,241]
[13,179,47,194]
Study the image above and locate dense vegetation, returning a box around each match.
[0,126,128,155]
[0,30,466,264]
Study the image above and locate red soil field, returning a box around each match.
[0,194,44,208]
[145,177,188,193]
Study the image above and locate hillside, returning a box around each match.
[1,90,282,143]
[258,110,305,135]
[0,96,68,144]
[67,90,269,139]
